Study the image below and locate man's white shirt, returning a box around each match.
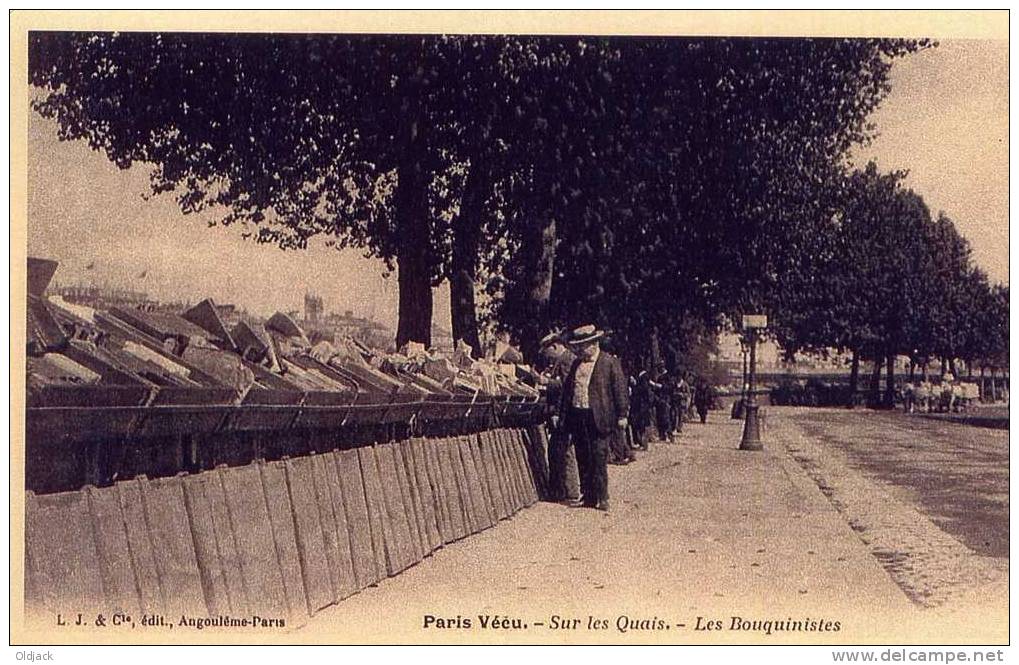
[570,346,600,409]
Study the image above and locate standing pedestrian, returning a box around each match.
[538,331,581,505]
[694,376,714,424]
[603,336,635,465]
[672,372,691,437]
[630,369,655,450]
[917,378,932,413]
[560,324,629,511]
[902,381,915,413]
[653,370,674,442]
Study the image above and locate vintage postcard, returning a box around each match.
[10,10,1009,648]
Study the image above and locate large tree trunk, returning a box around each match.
[392,56,435,351]
[449,159,488,358]
[394,148,433,349]
[390,50,435,350]
[516,216,558,363]
[884,352,896,408]
[648,325,664,375]
[848,349,860,408]
[868,357,882,408]
[395,223,433,349]
[450,269,480,356]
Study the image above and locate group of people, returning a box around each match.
[536,324,717,512]
[628,368,716,448]
[901,375,982,414]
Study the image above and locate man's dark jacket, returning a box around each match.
[542,349,576,421]
[560,350,630,435]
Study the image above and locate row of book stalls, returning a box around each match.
[26,257,545,496]
[25,257,552,629]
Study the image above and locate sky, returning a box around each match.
[26,38,1009,331]
[28,112,450,329]
[854,39,1008,283]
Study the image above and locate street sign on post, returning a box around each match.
[742,314,768,330]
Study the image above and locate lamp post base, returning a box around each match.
[739,403,764,451]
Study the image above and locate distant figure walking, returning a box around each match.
[629,370,655,450]
[694,377,715,424]
[654,370,674,441]
[672,373,692,435]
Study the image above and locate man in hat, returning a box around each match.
[539,331,581,504]
[560,324,630,511]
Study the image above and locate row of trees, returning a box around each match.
[770,162,1009,404]
[30,33,1005,387]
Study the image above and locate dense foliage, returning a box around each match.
[30,32,1004,387]
[770,163,1009,401]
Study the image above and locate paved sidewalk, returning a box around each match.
[295,415,992,644]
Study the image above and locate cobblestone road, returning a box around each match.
[774,407,1008,613]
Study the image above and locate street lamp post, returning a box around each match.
[741,339,748,395]
[739,314,767,451]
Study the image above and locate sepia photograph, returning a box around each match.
[10,10,1009,650]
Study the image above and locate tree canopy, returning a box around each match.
[770,160,1009,400]
[31,30,1003,385]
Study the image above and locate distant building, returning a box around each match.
[304,292,324,323]
[713,330,781,368]
[301,308,393,351]
[713,329,914,378]
[213,303,261,329]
